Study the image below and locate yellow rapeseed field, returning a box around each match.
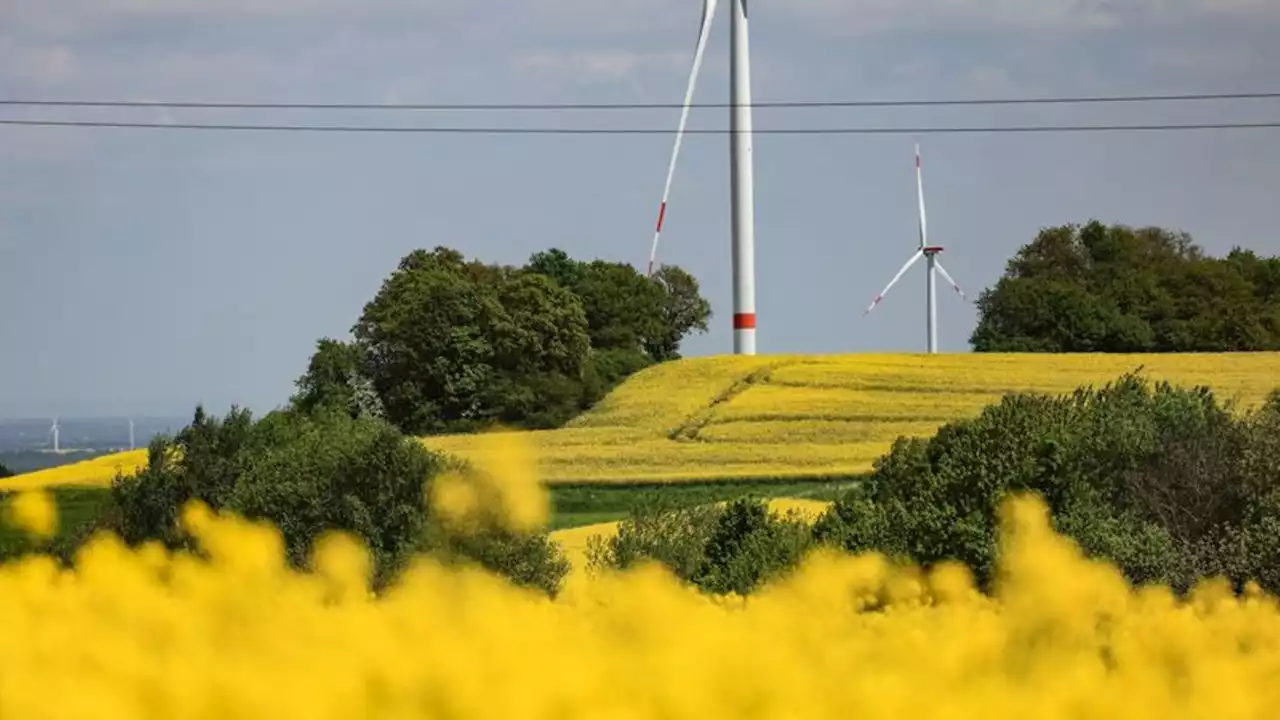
[7,352,1279,489]
[426,352,1279,484]
[3,476,1280,716]
[2,449,149,491]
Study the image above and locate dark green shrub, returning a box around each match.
[585,495,722,581]
[424,525,570,597]
[105,405,569,594]
[813,373,1280,594]
[693,499,813,595]
[587,497,814,595]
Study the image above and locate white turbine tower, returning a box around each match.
[645,0,757,355]
[49,417,60,453]
[863,143,967,353]
[128,417,136,451]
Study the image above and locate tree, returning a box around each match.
[0,462,11,479]
[353,247,592,435]
[106,405,569,593]
[647,264,712,361]
[524,249,711,360]
[291,338,384,421]
[300,245,712,438]
[971,221,1280,352]
[525,248,586,293]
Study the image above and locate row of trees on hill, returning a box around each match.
[972,220,1280,352]
[291,247,711,435]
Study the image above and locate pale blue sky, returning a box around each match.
[1,1,1278,418]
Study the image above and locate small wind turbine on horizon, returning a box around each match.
[49,417,60,453]
[128,417,136,451]
[863,143,969,354]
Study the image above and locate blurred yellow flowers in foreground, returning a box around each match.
[5,488,57,539]
[2,486,1279,717]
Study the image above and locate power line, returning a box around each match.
[1,118,1278,134]
[0,91,1278,111]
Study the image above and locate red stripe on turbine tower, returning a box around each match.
[733,313,756,330]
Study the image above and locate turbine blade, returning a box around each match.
[933,260,967,300]
[863,250,925,316]
[915,142,928,250]
[646,0,720,277]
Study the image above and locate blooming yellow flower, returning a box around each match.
[4,488,57,539]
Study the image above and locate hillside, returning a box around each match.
[427,352,1280,483]
[7,352,1279,490]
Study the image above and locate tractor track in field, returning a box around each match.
[666,361,799,443]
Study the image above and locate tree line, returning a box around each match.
[972,220,1280,352]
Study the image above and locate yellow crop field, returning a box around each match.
[7,352,1279,490]
[2,487,1280,717]
[427,352,1279,484]
[0,449,149,491]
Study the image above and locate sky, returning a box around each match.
[1,0,1278,418]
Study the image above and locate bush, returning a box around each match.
[0,462,11,478]
[425,525,570,597]
[105,406,569,593]
[813,375,1280,595]
[587,496,814,595]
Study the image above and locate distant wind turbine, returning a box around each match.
[49,417,60,453]
[862,143,968,353]
[128,417,136,450]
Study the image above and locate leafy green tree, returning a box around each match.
[299,245,712,438]
[105,405,569,593]
[971,221,1280,352]
[647,264,712,361]
[353,247,591,435]
[0,462,11,479]
[525,248,586,293]
[291,338,384,421]
[524,249,711,360]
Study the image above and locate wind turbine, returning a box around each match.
[128,417,136,451]
[862,143,967,353]
[49,417,60,453]
[645,0,757,355]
